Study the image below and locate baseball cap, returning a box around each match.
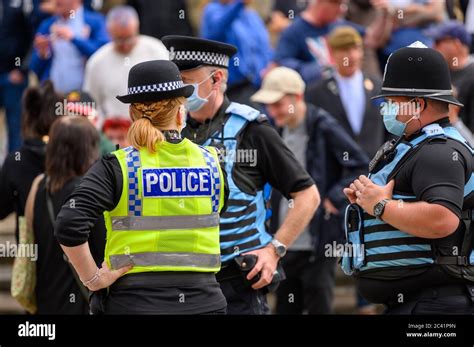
[425,20,472,47]
[251,67,306,104]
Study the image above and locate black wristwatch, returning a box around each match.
[373,199,391,219]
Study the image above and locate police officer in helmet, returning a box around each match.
[343,42,474,314]
[55,60,229,314]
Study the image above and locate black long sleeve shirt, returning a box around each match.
[55,134,229,247]
[54,133,229,314]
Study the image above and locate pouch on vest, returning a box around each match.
[234,254,286,292]
[235,254,260,286]
[436,209,474,282]
[341,204,365,275]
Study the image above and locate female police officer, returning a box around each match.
[54,60,228,314]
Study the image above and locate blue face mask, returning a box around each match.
[185,73,216,112]
[381,101,417,136]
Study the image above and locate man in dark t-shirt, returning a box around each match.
[162,35,319,315]
[344,42,474,314]
[355,117,474,307]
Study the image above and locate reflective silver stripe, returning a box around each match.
[109,252,221,269]
[381,87,453,95]
[111,213,220,231]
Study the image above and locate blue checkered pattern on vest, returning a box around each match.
[199,146,221,213]
[124,146,142,217]
[123,145,220,216]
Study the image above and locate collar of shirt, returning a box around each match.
[334,69,363,87]
[183,97,231,145]
[163,130,182,144]
[55,5,84,29]
[405,117,451,141]
[334,70,365,134]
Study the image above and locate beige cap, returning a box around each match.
[251,67,306,104]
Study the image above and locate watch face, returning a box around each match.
[276,245,286,257]
[374,201,387,217]
[374,203,382,216]
[272,239,287,257]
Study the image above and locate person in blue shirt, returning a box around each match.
[273,0,391,84]
[30,0,109,93]
[30,0,103,32]
[201,0,273,106]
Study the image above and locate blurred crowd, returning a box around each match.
[2,0,474,314]
[2,0,474,155]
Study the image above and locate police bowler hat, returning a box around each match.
[117,60,194,104]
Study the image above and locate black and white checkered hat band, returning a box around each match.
[170,50,230,67]
[128,81,184,95]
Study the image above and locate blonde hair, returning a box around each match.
[128,96,185,152]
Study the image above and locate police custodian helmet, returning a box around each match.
[371,41,463,107]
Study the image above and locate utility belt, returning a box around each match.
[89,272,219,315]
[385,284,474,309]
[216,254,286,293]
[216,259,244,282]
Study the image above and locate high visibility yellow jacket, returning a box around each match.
[104,139,225,274]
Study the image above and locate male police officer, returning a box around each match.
[162,35,320,314]
[342,42,474,314]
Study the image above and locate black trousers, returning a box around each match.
[385,285,474,315]
[276,251,337,314]
[100,273,227,315]
[219,276,270,315]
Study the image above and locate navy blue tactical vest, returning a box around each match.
[341,124,474,280]
[203,102,272,263]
